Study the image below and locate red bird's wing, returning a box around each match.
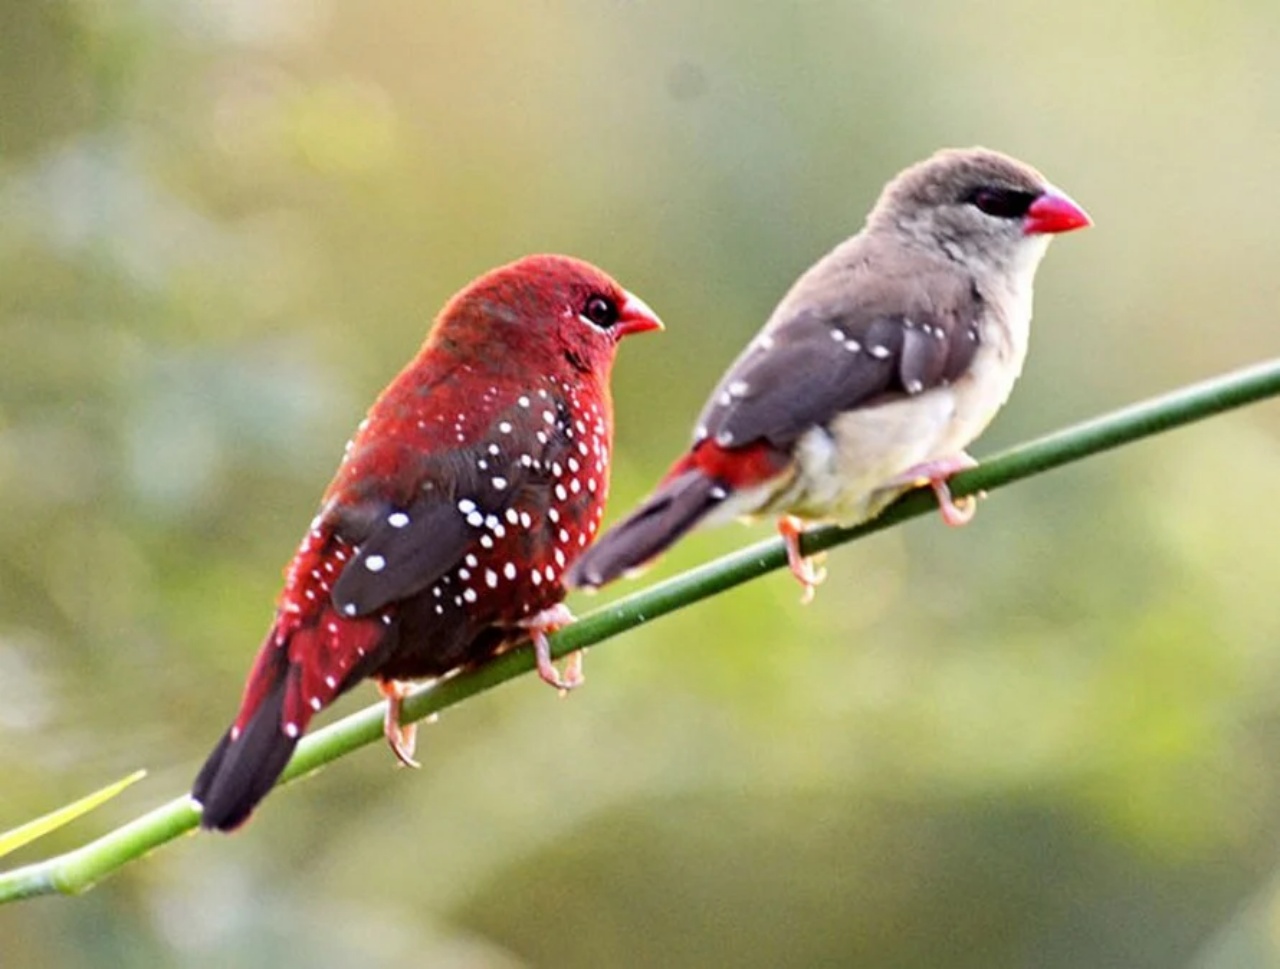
[327,488,473,618]
[694,267,984,453]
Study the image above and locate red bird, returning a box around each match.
[569,148,1090,600]
[192,255,662,830]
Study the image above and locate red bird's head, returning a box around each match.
[432,254,663,381]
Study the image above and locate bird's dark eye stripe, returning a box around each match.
[581,295,618,328]
[966,187,1039,219]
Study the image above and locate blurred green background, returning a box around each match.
[5,1,1280,966]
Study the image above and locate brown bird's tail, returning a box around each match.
[570,439,792,590]
[569,463,729,590]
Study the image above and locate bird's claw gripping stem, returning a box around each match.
[519,604,585,695]
[377,679,420,769]
[888,453,980,527]
[778,515,827,604]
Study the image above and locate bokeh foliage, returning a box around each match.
[4,1,1280,965]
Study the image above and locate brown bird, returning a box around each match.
[569,147,1091,600]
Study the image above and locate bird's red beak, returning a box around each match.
[1023,187,1092,236]
[616,290,665,338]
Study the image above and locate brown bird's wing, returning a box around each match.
[696,255,985,451]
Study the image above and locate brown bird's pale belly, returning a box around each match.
[727,280,1035,527]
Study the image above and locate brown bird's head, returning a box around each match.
[866,147,1091,275]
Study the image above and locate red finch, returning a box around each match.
[193,255,663,830]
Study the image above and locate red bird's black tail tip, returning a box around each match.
[191,678,298,832]
[568,470,728,590]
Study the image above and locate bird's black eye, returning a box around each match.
[581,295,618,329]
[967,187,1039,220]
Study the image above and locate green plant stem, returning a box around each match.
[3,357,1280,903]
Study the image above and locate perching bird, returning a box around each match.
[192,254,662,830]
[569,147,1090,601]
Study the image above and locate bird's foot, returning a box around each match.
[519,604,585,695]
[777,514,827,604]
[377,679,420,769]
[889,454,980,527]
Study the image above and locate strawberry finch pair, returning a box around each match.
[193,147,1091,829]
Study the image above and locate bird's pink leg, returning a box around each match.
[377,679,420,769]
[886,453,980,527]
[777,514,826,605]
[518,603,584,695]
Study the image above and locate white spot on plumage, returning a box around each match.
[559,528,570,543]
[504,562,517,580]
[543,565,556,582]
[554,483,567,501]
[531,569,542,586]
[728,379,750,398]
[459,568,471,580]
[485,569,498,588]
[388,512,409,529]
[554,548,566,567]
[505,508,519,524]
[342,603,357,617]
[518,395,530,407]
[520,511,533,528]
[492,476,508,490]
[465,553,478,567]
[480,535,494,548]
[906,379,924,394]
[458,498,477,514]
[710,486,728,500]
[325,675,337,688]
[467,510,484,527]
[498,421,513,434]
[869,345,890,359]
[542,410,555,425]
[488,443,500,455]
[536,431,548,444]
[284,722,300,739]
[309,697,322,711]
[548,508,560,523]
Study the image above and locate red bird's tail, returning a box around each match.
[191,647,298,832]
[193,598,389,830]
